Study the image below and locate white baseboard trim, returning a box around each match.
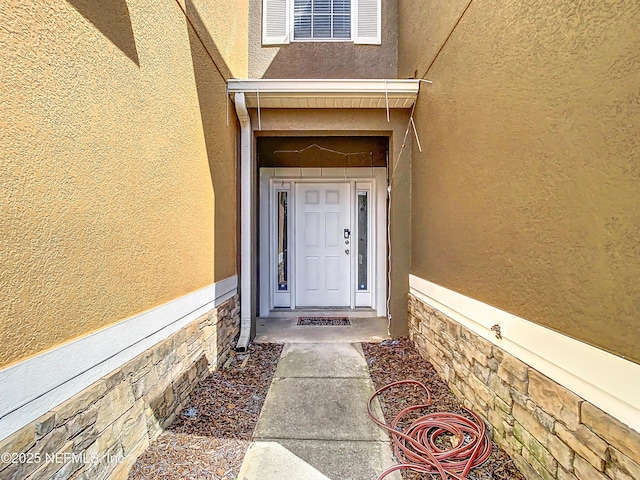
[409,274,640,433]
[0,275,238,441]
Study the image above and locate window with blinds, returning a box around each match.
[263,0,381,45]
[293,0,351,40]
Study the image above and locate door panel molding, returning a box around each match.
[295,182,351,307]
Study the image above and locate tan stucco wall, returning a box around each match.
[401,0,640,362]
[251,108,411,336]
[187,0,248,78]
[248,0,397,79]
[0,0,237,368]
[397,0,470,79]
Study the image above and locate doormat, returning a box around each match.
[297,316,351,326]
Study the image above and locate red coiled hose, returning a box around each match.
[367,380,492,480]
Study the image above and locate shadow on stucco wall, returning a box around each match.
[185,0,238,282]
[66,0,139,66]
[262,42,397,79]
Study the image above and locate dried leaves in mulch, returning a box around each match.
[128,343,283,480]
[126,432,246,480]
[362,338,525,480]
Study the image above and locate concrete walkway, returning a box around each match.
[237,342,401,480]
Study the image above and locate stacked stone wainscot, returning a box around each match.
[0,295,239,480]
[408,295,640,480]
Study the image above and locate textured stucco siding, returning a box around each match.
[398,0,470,79]
[187,0,248,78]
[401,0,640,362]
[248,0,397,79]
[0,0,237,368]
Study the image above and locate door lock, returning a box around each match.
[345,249,350,254]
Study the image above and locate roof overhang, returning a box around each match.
[227,79,420,109]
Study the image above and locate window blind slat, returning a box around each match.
[312,0,331,14]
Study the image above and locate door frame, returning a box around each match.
[259,167,387,317]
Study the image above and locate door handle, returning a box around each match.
[345,249,350,254]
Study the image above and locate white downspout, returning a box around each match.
[234,92,252,351]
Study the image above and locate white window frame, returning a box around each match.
[262,0,381,46]
[354,186,372,307]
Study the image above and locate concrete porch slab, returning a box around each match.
[254,316,391,344]
[275,343,370,378]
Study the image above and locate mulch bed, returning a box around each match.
[128,343,283,480]
[362,338,525,480]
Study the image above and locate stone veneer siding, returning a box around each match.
[408,295,640,480]
[0,295,240,480]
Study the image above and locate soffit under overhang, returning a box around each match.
[227,79,419,109]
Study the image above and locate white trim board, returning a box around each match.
[227,79,419,109]
[0,275,238,441]
[409,274,640,434]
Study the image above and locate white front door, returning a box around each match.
[295,183,351,307]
